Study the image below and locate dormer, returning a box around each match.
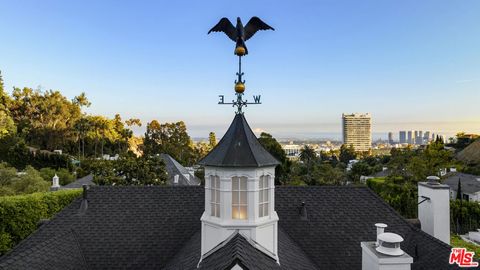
[198,113,280,262]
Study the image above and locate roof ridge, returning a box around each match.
[70,228,90,269]
[240,114,260,166]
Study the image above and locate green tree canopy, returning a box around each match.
[208,132,217,148]
[339,144,357,164]
[258,132,290,185]
[143,120,195,165]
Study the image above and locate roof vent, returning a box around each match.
[375,223,387,246]
[79,185,89,214]
[426,176,440,185]
[299,202,308,220]
[376,232,405,256]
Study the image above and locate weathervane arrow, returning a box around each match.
[208,16,274,114]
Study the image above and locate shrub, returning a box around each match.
[0,189,82,254]
[451,200,480,234]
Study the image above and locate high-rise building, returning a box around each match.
[424,131,431,143]
[399,131,407,144]
[415,131,424,145]
[342,113,372,152]
[388,132,394,145]
[407,131,414,144]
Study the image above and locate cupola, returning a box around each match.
[198,113,280,263]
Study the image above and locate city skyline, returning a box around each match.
[1,0,479,138]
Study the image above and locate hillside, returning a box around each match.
[457,139,480,164]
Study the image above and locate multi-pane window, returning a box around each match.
[259,176,270,217]
[232,176,247,220]
[210,176,220,217]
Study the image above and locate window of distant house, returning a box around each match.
[232,176,247,220]
[259,175,270,217]
[210,176,220,218]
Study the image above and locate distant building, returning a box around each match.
[282,144,302,160]
[407,130,414,144]
[399,131,407,144]
[388,132,394,145]
[160,154,201,186]
[342,113,371,152]
[424,131,431,142]
[50,174,96,191]
[415,131,424,145]
[444,172,480,202]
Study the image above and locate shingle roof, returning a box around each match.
[160,154,201,186]
[444,172,480,195]
[164,228,318,270]
[198,114,280,167]
[274,186,460,270]
[0,186,459,270]
[61,174,95,189]
[0,230,88,270]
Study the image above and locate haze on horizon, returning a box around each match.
[1,0,479,139]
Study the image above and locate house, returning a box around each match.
[444,172,480,202]
[0,113,460,269]
[160,153,201,186]
[50,174,96,191]
[61,174,96,189]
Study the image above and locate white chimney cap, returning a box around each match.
[376,232,405,256]
[375,223,387,228]
[378,232,403,243]
[426,176,440,181]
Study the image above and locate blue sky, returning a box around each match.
[1,0,479,139]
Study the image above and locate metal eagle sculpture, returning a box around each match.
[208,17,274,56]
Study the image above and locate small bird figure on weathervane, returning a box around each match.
[208,17,274,56]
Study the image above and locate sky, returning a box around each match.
[0,0,479,140]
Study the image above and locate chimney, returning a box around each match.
[361,224,413,270]
[51,174,60,191]
[418,176,450,244]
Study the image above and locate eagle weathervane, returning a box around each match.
[208,17,274,114]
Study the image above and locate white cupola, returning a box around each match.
[51,174,60,190]
[198,113,281,263]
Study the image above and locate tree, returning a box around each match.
[0,111,15,139]
[339,144,357,164]
[87,153,168,186]
[9,88,83,150]
[143,120,195,165]
[208,132,217,148]
[73,92,91,108]
[349,161,373,182]
[0,71,11,112]
[125,118,142,127]
[456,178,462,201]
[258,132,290,184]
[193,141,211,163]
[0,165,50,195]
[299,145,316,164]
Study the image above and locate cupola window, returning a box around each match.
[259,175,270,217]
[210,176,220,217]
[232,176,248,219]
